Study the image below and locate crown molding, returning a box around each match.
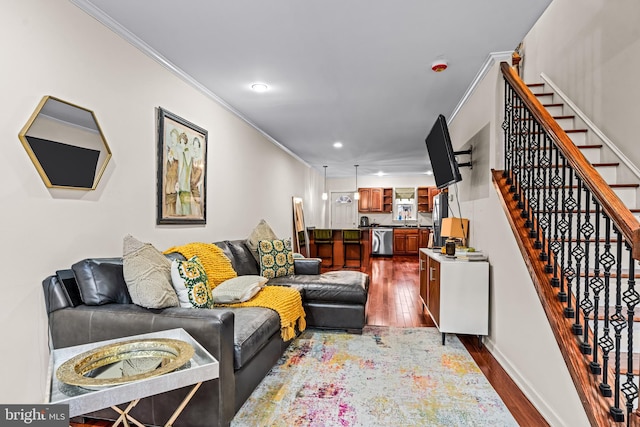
[448,51,512,125]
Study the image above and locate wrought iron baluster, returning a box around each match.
[579,188,594,355]
[610,229,625,422]
[549,146,562,287]
[564,168,576,319]
[589,201,603,373]
[598,215,615,397]
[502,83,513,181]
[538,135,551,262]
[532,122,543,247]
[572,179,584,336]
[621,244,639,419]
[557,155,569,303]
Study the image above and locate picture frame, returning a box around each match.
[157,107,207,225]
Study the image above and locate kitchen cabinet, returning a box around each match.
[393,228,419,255]
[417,186,439,213]
[419,228,431,248]
[358,187,386,212]
[382,188,393,213]
[419,249,489,344]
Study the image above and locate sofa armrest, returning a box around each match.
[48,304,235,426]
[294,258,321,275]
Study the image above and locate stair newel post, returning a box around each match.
[622,243,639,419]
[557,155,569,303]
[572,179,584,336]
[579,188,594,355]
[549,146,562,287]
[564,167,576,319]
[599,215,614,397]
[610,228,626,422]
[589,200,603,374]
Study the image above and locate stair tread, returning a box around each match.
[513,103,564,108]
[526,83,545,87]
[590,306,640,322]
[513,129,588,134]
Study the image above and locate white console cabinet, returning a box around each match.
[419,249,489,345]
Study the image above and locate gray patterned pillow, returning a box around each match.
[246,219,278,261]
[122,235,179,309]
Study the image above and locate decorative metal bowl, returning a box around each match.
[56,338,194,390]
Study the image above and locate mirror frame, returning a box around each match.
[18,96,112,190]
[292,197,310,257]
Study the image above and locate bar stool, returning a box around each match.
[313,229,334,267]
[342,229,362,268]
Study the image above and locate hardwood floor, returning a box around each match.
[359,254,549,427]
[72,255,547,427]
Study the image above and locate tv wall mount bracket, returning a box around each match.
[454,145,472,169]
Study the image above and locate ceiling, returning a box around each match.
[73,0,552,178]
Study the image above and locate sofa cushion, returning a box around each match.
[211,275,268,304]
[268,270,369,305]
[227,307,280,370]
[71,258,132,306]
[258,238,295,279]
[170,256,214,308]
[123,235,179,309]
[246,219,278,262]
[214,240,260,276]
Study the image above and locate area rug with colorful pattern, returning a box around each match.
[231,326,518,426]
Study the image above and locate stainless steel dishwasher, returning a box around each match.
[372,228,394,256]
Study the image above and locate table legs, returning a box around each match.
[109,382,203,427]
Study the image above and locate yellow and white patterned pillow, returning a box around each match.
[258,238,295,279]
[170,256,214,309]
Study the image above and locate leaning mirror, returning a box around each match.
[19,96,112,190]
[292,197,309,257]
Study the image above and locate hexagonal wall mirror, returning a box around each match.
[19,96,112,190]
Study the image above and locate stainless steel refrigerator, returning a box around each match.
[432,192,448,248]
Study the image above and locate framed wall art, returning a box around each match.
[157,107,207,225]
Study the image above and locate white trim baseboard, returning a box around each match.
[483,337,571,427]
[70,0,310,168]
[540,72,640,181]
[448,51,512,125]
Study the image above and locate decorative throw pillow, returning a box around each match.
[258,238,295,279]
[246,219,278,262]
[170,256,214,309]
[122,235,179,309]
[211,275,268,304]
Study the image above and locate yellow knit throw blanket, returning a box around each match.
[164,242,237,288]
[164,242,305,340]
[220,285,306,341]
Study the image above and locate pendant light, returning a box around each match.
[354,164,360,200]
[322,165,328,200]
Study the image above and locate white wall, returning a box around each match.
[521,0,640,170]
[0,0,319,404]
[447,60,590,426]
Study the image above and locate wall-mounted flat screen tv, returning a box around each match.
[425,114,462,189]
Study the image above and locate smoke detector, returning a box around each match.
[431,60,448,72]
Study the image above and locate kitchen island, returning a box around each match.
[308,228,371,268]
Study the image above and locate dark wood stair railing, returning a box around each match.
[497,61,640,426]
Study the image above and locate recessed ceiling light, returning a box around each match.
[376,171,385,177]
[251,83,268,92]
[426,170,433,175]
[333,142,343,148]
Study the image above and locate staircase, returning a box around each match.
[497,62,640,426]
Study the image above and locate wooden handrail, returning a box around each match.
[500,62,640,260]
